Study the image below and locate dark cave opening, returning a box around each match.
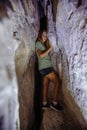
[32,56,43,130]
[32,1,48,129]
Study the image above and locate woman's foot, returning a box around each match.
[50,102,63,111]
[42,102,50,110]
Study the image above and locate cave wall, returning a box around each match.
[56,0,87,126]
[0,0,39,130]
[0,0,87,129]
[0,1,19,130]
[13,0,39,130]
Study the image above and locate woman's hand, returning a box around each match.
[37,46,52,58]
[48,46,52,51]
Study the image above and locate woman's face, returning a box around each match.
[41,31,47,42]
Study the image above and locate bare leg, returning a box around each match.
[46,71,60,102]
[43,76,49,103]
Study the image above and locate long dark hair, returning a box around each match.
[37,29,47,42]
[36,29,50,49]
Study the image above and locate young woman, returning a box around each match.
[35,30,63,111]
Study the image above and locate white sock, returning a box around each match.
[53,101,58,105]
[43,101,47,105]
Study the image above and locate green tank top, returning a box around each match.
[35,41,52,70]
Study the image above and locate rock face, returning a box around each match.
[56,0,87,127]
[0,0,39,130]
[0,0,87,130]
[13,0,39,130]
[16,58,35,130]
[40,0,87,129]
[41,106,82,130]
[0,1,19,130]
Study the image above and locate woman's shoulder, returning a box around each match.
[35,40,42,46]
[36,40,41,44]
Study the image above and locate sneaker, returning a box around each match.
[42,102,50,110]
[50,102,63,111]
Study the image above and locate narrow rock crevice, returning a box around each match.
[0,0,87,130]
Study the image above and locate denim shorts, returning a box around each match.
[40,67,53,76]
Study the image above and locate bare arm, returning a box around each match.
[37,47,52,58]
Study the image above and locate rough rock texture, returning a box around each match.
[1,0,87,130]
[0,1,19,130]
[40,0,87,130]
[16,57,35,130]
[41,105,82,130]
[0,0,39,130]
[56,0,87,127]
[13,0,39,130]
[52,0,59,21]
